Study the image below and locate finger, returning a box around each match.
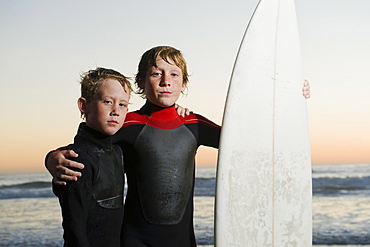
[302,80,311,99]
[54,181,67,186]
[185,108,190,116]
[303,90,311,99]
[60,149,79,158]
[56,153,84,169]
[58,173,79,182]
[63,160,84,170]
[55,165,80,181]
[53,177,67,185]
[178,108,185,117]
[57,163,82,177]
[176,105,186,117]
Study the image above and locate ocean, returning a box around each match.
[1,164,370,246]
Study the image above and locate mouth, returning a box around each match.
[107,120,119,125]
[159,91,172,96]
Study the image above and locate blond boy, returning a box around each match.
[54,68,131,247]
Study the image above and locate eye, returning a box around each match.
[119,103,128,108]
[104,100,112,104]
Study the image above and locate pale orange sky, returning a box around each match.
[1,0,369,174]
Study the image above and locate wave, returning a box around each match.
[2,181,51,189]
[0,179,217,200]
[3,175,370,200]
[313,233,370,245]
[313,176,370,196]
[194,178,216,197]
[0,181,54,199]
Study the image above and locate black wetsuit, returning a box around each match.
[54,123,125,247]
[114,102,220,247]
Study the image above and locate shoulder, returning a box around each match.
[69,143,98,170]
[113,144,123,157]
[183,113,221,130]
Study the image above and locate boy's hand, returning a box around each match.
[175,104,191,117]
[46,150,84,185]
[302,80,311,99]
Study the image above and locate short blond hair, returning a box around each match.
[135,46,189,98]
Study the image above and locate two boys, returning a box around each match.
[49,46,311,246]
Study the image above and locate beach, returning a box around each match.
[1,164,370,246]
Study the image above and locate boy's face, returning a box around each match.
[143,58,186,107]
[82,79,130,135]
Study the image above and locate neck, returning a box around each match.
[146,100,175,109]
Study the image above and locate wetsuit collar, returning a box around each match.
[75,122,113,149]
[139,101,178,120]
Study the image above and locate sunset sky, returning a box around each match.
[1,0,369,174]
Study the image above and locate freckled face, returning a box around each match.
[142,58,186,107]
[83,79,130,135]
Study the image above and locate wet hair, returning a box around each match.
[79,67,132,118]
[80,67,132,100]
[135,46,189,98]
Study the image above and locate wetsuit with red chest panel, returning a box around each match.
[113,101,220,247]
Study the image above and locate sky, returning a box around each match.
[0,0,369,174]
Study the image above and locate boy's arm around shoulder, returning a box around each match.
[45,146,85,185]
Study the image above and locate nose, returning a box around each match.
[160,74,171,87]
[110,105,120,116]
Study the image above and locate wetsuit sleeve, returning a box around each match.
[198,120,220,148]
[186,114,221,148]
[54,151,94,246]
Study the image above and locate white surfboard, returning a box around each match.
[215,0,312,246]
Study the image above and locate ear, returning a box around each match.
[77,97,88,115]
[181,83,187,93]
